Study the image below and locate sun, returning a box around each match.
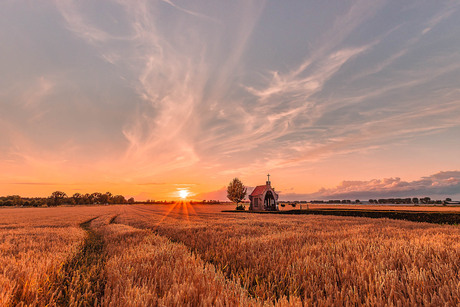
[179,190,189,199]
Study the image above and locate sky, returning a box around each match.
[1,0,460,201]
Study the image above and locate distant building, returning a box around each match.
[249,174,279,211]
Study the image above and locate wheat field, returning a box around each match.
[1,204,459,306]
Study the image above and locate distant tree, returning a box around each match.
[49,191,67,206]
[80,193,89,204]
[127,197,135,204]
[83,193,93,204]
[10,195,23,206]
[227,178,247,210]
[412,197,419,204]
[355,199,360,204]
[91,192,103,204]
[72,193,83,205]
[446,198,452,202]
[421,197,431,204]
[99,192,112,205]
[112,195,127,204]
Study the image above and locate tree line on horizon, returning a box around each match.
[292,196,454,205]
[0,192,226,207]
[0,191,135,207]
[2,190,456,208]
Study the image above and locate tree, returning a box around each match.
[112,195,126,204]
[99,192,112,205]
[10,195,23,206]
[49,191,67,206]
[91,192,103,204]
[72,193,83,205]
[227,178,247,210]
[421,197,431,204]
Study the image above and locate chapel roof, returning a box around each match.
[250,185,268,197]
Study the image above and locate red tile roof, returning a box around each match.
[250,185,267,196]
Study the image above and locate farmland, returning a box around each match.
[1,204,459,306]
[250,205,460,224]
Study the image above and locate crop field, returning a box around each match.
[1,204,459,306]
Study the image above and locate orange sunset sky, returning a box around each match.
[1,1,460,201]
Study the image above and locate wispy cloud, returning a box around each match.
[96,0,265,179]
[421,2,459,35]
[55,0,116,43]
[21,76,54,109]
[233,1,460,171]
[159,0,220,23]
[50,0,460,177]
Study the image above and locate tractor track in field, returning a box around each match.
[109,214,119,224]
[7,216,108,306]
[55,216,107,306]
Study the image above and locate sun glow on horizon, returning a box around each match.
[179,190,189,199]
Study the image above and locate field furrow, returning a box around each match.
[52,217,107,306]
